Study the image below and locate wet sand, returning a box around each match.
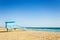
[0,28,60,40]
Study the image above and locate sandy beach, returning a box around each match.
[0,28,60,40]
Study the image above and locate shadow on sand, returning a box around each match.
[0,31,10,33]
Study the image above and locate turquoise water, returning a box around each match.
[23,27,60,32]
[7,25,60,32]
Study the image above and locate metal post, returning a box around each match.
[5,22,8,32]
[7,28,8,32]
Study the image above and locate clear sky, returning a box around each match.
[0,0,60,27]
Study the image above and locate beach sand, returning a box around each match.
[0,28,60,40]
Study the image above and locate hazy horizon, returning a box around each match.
[0,0,60,27]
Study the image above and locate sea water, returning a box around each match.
[12,25,60,32]
[24,27,60,32]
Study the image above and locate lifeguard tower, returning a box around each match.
[5,21,15,32]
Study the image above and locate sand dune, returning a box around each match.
[0,28,60,40]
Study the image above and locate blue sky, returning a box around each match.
[0,0,60,27]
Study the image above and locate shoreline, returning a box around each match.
[0,28,60,40]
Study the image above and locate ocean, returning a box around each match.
[22,27,60,32]
[7,25,60,32]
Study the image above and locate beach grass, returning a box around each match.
[0,28,60,40]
